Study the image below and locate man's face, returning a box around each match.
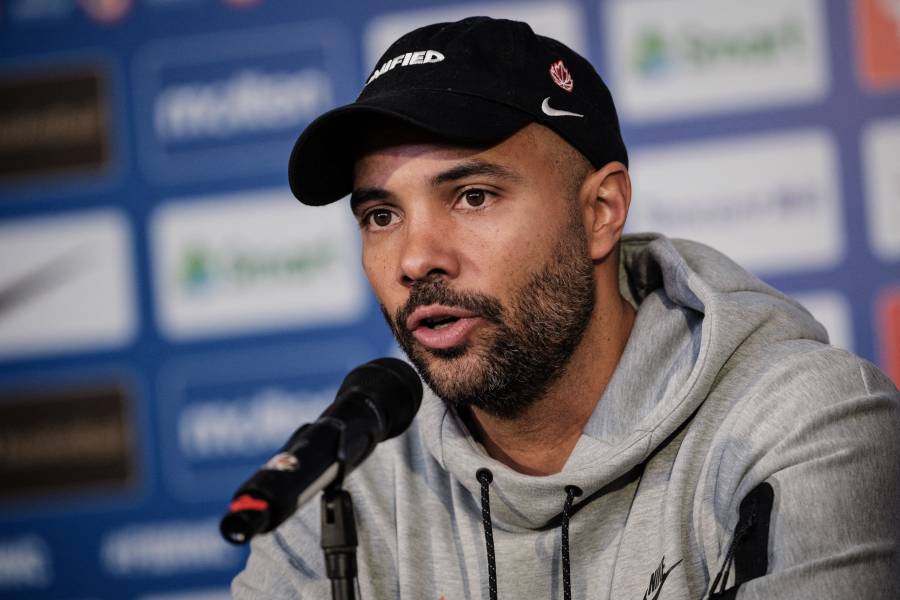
[351,123,596,419]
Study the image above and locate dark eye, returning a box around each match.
[462,189,486,207]
[362,208,396,229]
[371,209,393,227]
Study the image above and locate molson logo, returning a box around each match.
[176,241,336,296]
[100,518,239,577]
[0,535,52,589]
[633,20,806,79]
[134,24,351,183]
[177,386,333,460]
[153,68,332,142]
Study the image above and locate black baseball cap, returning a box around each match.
[289,16,627,206]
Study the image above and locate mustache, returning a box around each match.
[394,278,504,332]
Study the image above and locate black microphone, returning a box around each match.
[220,357,423,545]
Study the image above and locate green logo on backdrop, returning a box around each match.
[177,242,337,295]
[634,19,806,79]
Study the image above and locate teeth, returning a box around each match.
[424,316,459,329]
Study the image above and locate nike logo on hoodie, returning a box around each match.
[642,556,682,600]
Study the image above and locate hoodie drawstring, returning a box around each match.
[475,470,584,600]
[561,485,583,600]
[476,468,498,600]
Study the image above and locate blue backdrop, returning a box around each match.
[1,0,898,598]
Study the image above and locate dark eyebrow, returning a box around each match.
[350,188,390,215]
[430,160,523,187]
[350,160,521,214]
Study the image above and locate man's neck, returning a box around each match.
[468,294,635,476]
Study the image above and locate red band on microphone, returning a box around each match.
[230,494,269,513]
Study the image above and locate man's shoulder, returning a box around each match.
[705,338,900,468]
[696,339,900,520]
[722,338,898,408]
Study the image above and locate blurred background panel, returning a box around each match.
[0,0,898,597]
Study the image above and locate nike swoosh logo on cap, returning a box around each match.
[541,97,584,118]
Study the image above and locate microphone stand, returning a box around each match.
[321,483,359,599]
[320,431,361,600]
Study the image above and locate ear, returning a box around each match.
[579,161,631,261]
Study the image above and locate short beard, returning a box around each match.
[382,204,596,420]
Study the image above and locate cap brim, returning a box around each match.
[288,90,534,206]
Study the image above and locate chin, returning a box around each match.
[412,344,489,401]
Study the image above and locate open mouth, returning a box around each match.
[406,305,482,350]
[407,305,477,331]
[420,315,461,330]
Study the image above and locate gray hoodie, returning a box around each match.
[233,233,900,599]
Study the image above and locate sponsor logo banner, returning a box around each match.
[0,535,52,589]
[627,129,843,275]
[876,288,900,387]
[0,67,111,183]
[793,291,853,351]
[854,0,900,89]
[0,382,135,501]
[151,188,365,340]
[157,340,374,500]
[178,386,333,462]
[133,22,350,183]
[0,210,137,359]
[364,1,586,70]
[861,118,900,260]
[606,0,829,120]
[100,517,240,577]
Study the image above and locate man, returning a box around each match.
[233,16,900,599]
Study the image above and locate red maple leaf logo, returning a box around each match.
[549,60,574,92]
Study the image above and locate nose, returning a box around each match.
[398,213,459,287]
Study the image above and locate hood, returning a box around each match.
[418,233,828,531]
